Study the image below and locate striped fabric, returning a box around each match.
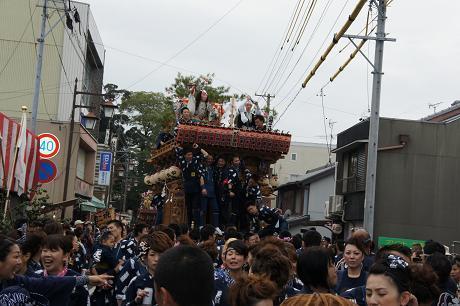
[0,112,40,197]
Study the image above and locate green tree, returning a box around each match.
[120,91,174,151]
[166,72,236,103]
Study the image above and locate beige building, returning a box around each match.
[0,0,105,219]
[272,141,335,185]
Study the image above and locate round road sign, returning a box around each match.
[38,159,58,184]
[38,133,60,159]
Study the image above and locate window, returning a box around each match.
[291,153,297,161]
[76,148,86,180]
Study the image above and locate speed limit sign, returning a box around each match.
[38,133,61,159]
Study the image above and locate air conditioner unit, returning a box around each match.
[328,195,344,213]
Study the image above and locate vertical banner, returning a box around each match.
[98,152,112,186]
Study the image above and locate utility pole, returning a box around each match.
[363,0,388,238]
[254,93,275,130]
[31,0,48,133]
[254,93,275,115]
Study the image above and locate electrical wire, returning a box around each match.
[126,0,244,89]
[260,0,313,95]
[272,0,338,96]
[273,0,349,111]
[255,0,303,97]
[266,0,323,95]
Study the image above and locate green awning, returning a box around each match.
[80,196,106,212]
[80,202,97,212]
[91,196,106,209]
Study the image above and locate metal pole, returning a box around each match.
[122,156,129,213]
[363,0,387,238]
[61,78,78,218]
[31,0,48,134]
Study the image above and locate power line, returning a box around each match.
[126,0,244,89]
[255,0,303,97]
[273,0,349,112]
[272,0,338,96]
[263,1,312,93]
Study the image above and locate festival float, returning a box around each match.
[138,99,291,225]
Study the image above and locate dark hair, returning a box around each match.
[424,240,445,255]
[297,246,334,290]
[189,228,200,242]
[369,255,411,293]
[43,234,73,254]
[178,223,189,235]
[43,221,64,235]
[146,231,174,253]
[195,90,209,112]
[226,240,249,257]
[425,252,452,284]
[0,235,17,262]
[134,223,148,237]
[450,255,460,267]
[155,246,214,306]
[254,115,265,123]
[224,228,243,241]
[74,227,84,239]
[99,231,114,243]
[200,240,218,262]
[291,234,302,250]
[177,234,195,246]
[200,225,216,242]
[302,230,322,248]
[168,224,182,238]
[244,232,258,241]
[251,245,291,290]
[20,232,46,259]
[107,220,124,234]
[344,237,366,255]
[229,275,277,306]
[279,231,292,240]
[376,244,412,261]
[335,239,345,252]
[409,264,441,304]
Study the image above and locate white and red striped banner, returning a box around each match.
[0,112,40,197]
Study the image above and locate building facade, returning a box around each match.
[0,0,105,219]
[334,113,460,246]
[272,141,334,185]
[277,165,335,237]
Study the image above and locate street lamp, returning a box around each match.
[81,111,98,130]
[62,78,115,218]
[102,100,117,118]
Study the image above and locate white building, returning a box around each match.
[272,141,334,185]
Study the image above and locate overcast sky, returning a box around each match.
[85,0,460,143]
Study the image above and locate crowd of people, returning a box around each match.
[1,219,459,306]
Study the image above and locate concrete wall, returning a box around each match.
[374,118,460,245]
[308,174,335,221]
[0,0,105,124]
[273,142,333,185]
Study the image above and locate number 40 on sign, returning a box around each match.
[38,133,60,159]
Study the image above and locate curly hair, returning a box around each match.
[281,293,356,306]
[229,275,278,306]
[250,245,291,290]
[145,231,174,253]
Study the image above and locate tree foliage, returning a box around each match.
[166,72,235,103]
